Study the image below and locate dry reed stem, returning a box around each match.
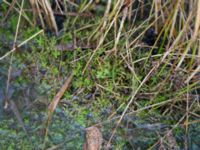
[5,0,28,135]
[0,30,44,61]
[43,0,58,35]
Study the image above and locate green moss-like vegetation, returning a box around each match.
[0,0,200,149]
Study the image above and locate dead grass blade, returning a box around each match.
[30,0,58,35]
[0,29,44,61]
[106,63,159,148]
[194,0,200,39]
[3,0,33,26]
[4,0,28,136]
[1,0,16,23]
[29,0,36,25]
[10,100,28,134]
[48,73,73,114]
[185,65,200,84]
[176,0,200,69]
[5,0,24,109]
[43,0,58,35]
[43,73,73,149]
[114,6,128,54]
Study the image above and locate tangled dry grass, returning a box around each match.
[0,0,200,149]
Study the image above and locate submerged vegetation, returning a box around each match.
[0,0,200,149]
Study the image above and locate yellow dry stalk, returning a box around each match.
[154,0,162,33]
[29,0,37,25]
[38,0,58,35]
[176,0,200,69]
